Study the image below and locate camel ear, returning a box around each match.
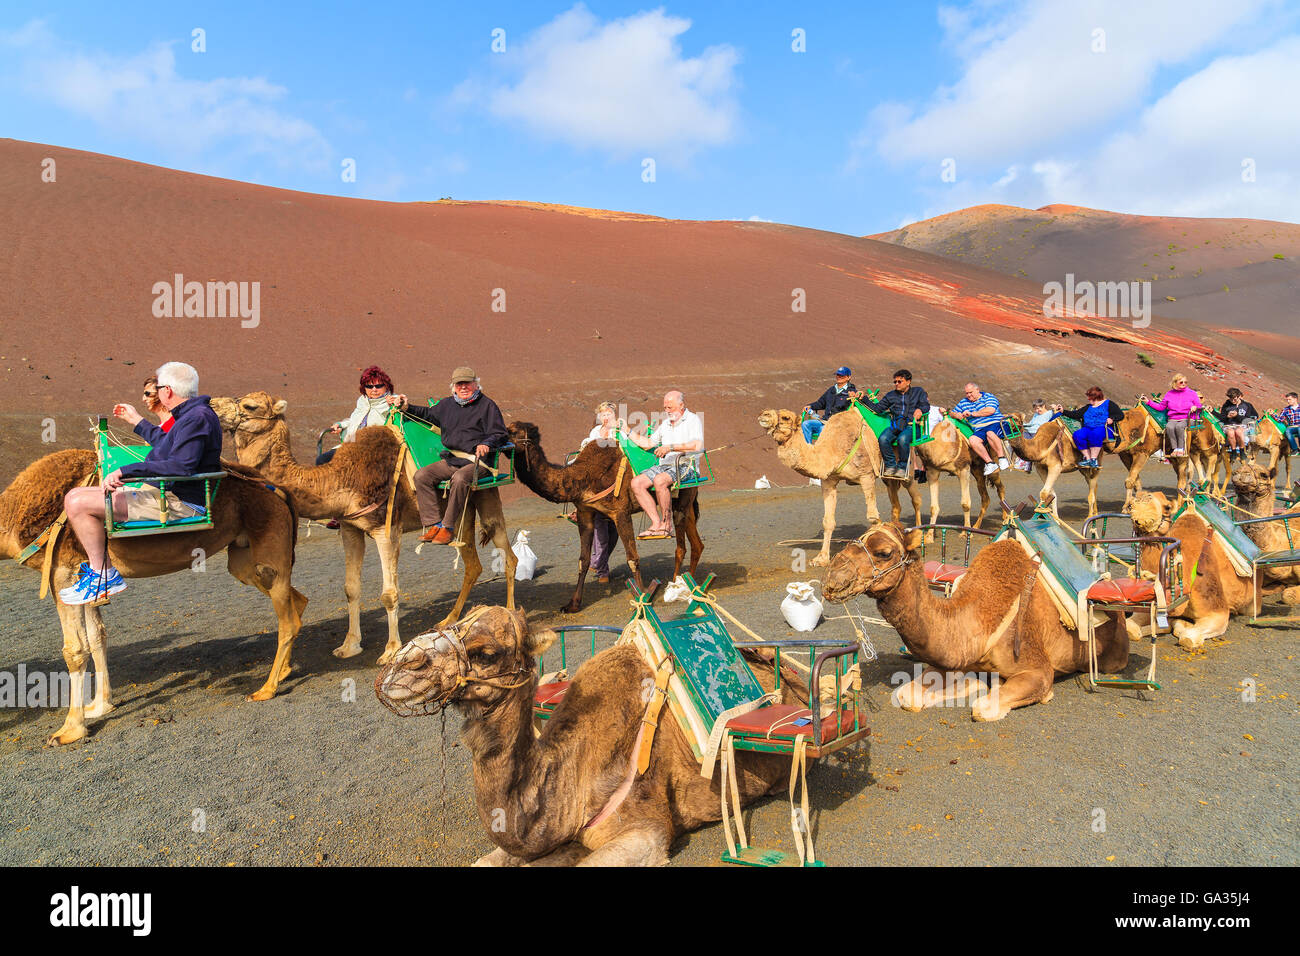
[903,527,923,553]
[273,399,288,415]
[526,626,558,659]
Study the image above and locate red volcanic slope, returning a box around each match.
[871,204,1300,337]
[0,140,1294,489]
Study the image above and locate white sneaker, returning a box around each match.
[983,461,999,476]
[997,458,1010,470]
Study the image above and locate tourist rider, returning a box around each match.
[389,366,509,546]
[859,369,929,479]
[142,376,175,433]
[949,382,1010,476]
[1141,374,1203,458]
[1050,386,1123,469]
[801,366,861,443]
[1024,399,1052,438]
[1280,392,1300,455]
[59,361,222,605]
[581,401,624,582]
[319,366,395,465]
[1216,387,1258,466]
[628,390,703,539]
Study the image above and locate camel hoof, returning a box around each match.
[560,602,582,615]
[46,724,87,747]
[810,553,830,568]
[1176,636,1205,652]
[84,699,115,720]
[246,686,277,702]
[377,647,400,666]
[970,703,1004,722]
[332,643,363,660]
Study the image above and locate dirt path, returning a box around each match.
[1,464,1295,866]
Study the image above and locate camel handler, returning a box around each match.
[629,390,703,539]
[389,366,508,545]
[859,369,929,479]
[59,361,221,605]
[801,366,861,443]
[949,381,1011,476]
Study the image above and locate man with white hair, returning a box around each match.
[629,390,703,539]
[59,361,223,605]
[389,365,508,545]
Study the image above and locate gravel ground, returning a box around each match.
[1,465,1296,867]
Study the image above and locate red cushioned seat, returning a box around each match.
[534,681,570,707]
[1087,578,1157,604]
[725,704,860,741]
[923,560,968,584]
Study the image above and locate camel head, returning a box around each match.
[822,521,922,602]
[758,409,799,445]
[208,391,289,466]
[1230,460,1275,503]
[208,396,241,433]
[507,420,542,453]
[374,606,556,717]
[1131,491,1175,536]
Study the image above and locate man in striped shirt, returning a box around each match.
[950,382,1011,477]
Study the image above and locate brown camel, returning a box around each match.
[1251,414,1293,490]
[1106,406,1161,513]
[505,422,702,613]
[1130,491,1255,649]
[1006,414,1103,517]
[759,408,921,566]
[374,605,811,866]
[0,448,306,745]
[822,522,1128,719]
[212,392,515,652]
[911,418,1006,531]
[1229,461,1300,603]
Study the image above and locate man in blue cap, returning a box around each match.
[801,366,861,443]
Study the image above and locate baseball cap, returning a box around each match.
[451,366,477,384]
[835,366,852,377]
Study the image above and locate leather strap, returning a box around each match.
[635,656,675,774]
[384,442,408,538]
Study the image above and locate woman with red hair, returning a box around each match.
[316,366,396,465]
[1049,385,1124,469]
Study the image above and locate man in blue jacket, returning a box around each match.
[60,362,224,605]
[801,366,861,443]
[859,368,930,479]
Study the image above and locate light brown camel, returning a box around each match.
[1106,406,1161,513]
[1229,461,1300,603]
[759,408,921,566]
[822,522,1128,719]
[911,418,1006,531]
[374,605,812,866]
[1129,491,1255,649]
[211,392,515,654]
[1006,414,1103,517]
[505,421,703,613]
[0,449,306,745]
[1251,414,1293,490]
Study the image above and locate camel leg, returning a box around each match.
[612,509,643,591]
[48,586,93,746]
[577,824,669,867]
[83,604,114,720]
[971,469,991,529]
[225,543,304,701]
[811,479,840,567]
[885,480,902,524]
[906,480,924,528]
[672,497,688,579]
[491,501,517,612]
[333,524,367,659]
[924,469,942,541]
[439,508,483,626]
[1173,609,1230,651]
[893,668,990,712]
[564,510,597,614]
[1086,472,1099,518]
[374,528,403,665]
[473,844,592,867]
[971,668,1054,721]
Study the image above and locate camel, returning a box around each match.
[374,605,811,866]
[1106,406,1162,513]
[759,407,921,566]
[1129,491,1256,649]
[505,422,702,613]
[0,448,307,745]
[1251,414,1294,490]
[822,522,1128,719]
[211,392,515,656]
[1005,414,1104,517]
[1229,461,1300,603]
[911,418,1007,531]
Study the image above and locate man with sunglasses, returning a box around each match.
[858,368,930,479]
[59,361,223,605]
[389,366,508,545]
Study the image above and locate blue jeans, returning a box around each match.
[879,424,911,469]
[1287,425,1300,454]
[802,419,824,443]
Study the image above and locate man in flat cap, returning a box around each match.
[389,366,508,544]
[801,365,861,443]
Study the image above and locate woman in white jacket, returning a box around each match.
[317,366,396,465]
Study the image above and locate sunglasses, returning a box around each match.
[143,390,158,398]
[363,382,386,388]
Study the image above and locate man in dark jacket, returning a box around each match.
[390,366,508,545]
[1216,387,1259,464]
[60,361,223,605]
[860,369,930,478]
[801,366,860,443]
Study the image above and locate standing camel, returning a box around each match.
[374,605,812,866]
[1005,414,1103,517]
[0,449,306,745]
[758,407,921,566]
[910,417,1007,531]
[212,392,515,650]
[505,421,702,613]
[822,522,1128,719]
[1251,413,1294,490]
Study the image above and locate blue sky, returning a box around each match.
[3,1,1298,235]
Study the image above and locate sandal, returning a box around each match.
[637,529,670,540]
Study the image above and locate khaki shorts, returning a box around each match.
[120,484,205,523]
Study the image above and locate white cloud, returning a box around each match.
[471,4,740,164]
[3,19,332,173]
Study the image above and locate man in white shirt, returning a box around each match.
[630,390,703,539]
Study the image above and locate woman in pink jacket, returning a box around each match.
[1142,374,1203,457]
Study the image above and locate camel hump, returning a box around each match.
[350,426,402,454]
